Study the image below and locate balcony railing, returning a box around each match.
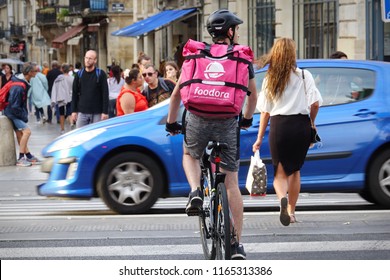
[36,7,57,26]
[69,0,108,14]
[36,6,70,26]
[10,24,24,37]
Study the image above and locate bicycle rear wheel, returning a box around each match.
[199,167,216,259]
[215,182,231,260]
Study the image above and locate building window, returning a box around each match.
[293,0,337,58]
[249,0,275,58]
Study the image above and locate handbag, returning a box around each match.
[311,127,321,143]
[245,150,267,196]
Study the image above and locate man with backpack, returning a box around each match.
[3,62,41,167]
[71,50,109,128]
[166,9,258,260]
[141,63,175,107]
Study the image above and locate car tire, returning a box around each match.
[367,149,390,208]
[97,151,164,214]
[358,189,375,204]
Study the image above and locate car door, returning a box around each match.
[240,61,383,193]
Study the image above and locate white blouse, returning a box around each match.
[257,68,323,116]
[108,77,125,100]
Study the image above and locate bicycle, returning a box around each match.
[197,141,236,260]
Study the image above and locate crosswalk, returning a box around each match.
[0,193,371,217]
[0,199,112,217]
[0,197,389,260]
[1,240,390,259]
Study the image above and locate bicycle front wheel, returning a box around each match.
[215,182,231,260]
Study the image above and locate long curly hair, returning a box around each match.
[257,38,297,101]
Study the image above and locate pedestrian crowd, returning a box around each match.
[0,51,179,167]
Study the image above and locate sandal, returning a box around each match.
[279,197,290,226]
[290,214,296,223]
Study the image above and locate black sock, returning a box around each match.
[19,153,25,159]
[25,153,32,159]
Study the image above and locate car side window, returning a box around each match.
[254,72,266,113]
[254,66,376,110]
[307,67,376,106]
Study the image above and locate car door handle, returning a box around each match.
[353,109,377,117]
[251,121,260,128]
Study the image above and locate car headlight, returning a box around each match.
[47,128,106,153]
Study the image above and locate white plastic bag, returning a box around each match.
[245,150,267,196]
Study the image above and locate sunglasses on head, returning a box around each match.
[142,72,154,77]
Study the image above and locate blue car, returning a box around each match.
[38,59,390,213]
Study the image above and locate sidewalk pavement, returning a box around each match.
[0,114,68,184]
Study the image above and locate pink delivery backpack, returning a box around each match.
[179,39,253,118]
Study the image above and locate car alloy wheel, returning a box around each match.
[368,149,390,208]
[97,151,164,214]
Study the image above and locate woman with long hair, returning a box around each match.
[252,38,323,226]
[107,65,124,117]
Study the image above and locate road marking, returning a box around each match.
[0,240,389,258]
[0,208,389,219]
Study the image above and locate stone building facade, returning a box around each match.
[0,0,388,72]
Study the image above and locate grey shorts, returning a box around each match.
[184,113,240,172]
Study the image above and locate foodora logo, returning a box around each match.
[204,62,225,79]
[194,87,230,99]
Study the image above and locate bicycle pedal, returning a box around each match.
[186,208,201,216]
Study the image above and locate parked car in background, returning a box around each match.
[38,59,390,214]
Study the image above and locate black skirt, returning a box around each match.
[269,114,311,176]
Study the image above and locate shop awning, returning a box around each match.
[111,8,197,38]
[67,35,83,46]
[52,24,86,48]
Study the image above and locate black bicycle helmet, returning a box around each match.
[206,9,244,38]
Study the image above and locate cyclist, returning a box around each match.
[166,9,258,260]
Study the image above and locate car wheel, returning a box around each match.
[367,149,390,208]
[358,188,375,204]
[97,152,164,214]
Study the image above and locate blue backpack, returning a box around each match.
[77,67,101,83]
